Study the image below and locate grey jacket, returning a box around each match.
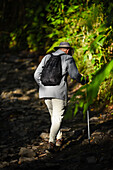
[34,49,84,101]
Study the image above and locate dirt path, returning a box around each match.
[0,52,113,170]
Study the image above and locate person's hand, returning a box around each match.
[85,75,89,84]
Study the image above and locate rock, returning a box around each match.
[19,147,36,158]
[18,157,35,164]
[107,129,113,136]
[40,132,49,141]
[86,156,97,164]
[0,145,8,149]
[61,127,71,132]
[32,146,39,151]
[10,159,18,164]
[1,91,13,99]
[26,89,37,95]
[0,162,9,168]
[13,89,23,94]
[18,95,30,101]
[90,117,99,122]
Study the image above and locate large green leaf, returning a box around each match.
[65,60,113,119]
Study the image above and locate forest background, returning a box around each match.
[0,0,113,117]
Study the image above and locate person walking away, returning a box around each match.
[34,42,88,151]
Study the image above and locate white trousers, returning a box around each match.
[45,99,66,143]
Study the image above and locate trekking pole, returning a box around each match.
[86,88,90,144]
[87,109,90,143]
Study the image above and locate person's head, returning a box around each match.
[59,47,70,54]
[54,42,74,55]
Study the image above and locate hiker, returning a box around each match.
[34,42,88,151]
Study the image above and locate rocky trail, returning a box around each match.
[0,52,113,170]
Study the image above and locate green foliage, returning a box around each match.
[0,0,50,53]
[46,0,113,117]
[65,60,113,119]
[25,1,49,52]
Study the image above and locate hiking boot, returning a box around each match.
[48,142,55,152]
[56,139,63,147]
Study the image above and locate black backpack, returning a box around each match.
[41,53,65,86]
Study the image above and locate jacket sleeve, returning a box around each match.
[34,56,46,85]
[66,56,86,85]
